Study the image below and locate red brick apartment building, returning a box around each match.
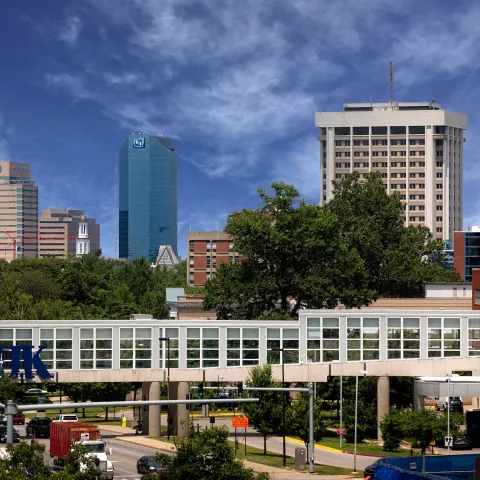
[187,231,240,286]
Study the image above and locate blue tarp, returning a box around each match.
[373,454,479,480]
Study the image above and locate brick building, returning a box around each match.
[186,231,240,286]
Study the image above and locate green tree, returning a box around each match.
[342,376,378,442]
[380,409,407,451]
[406,409,445,454]
[287,392,324,456]
[156,426,255,480]
[59,443,102,480]
[243,365,285,454]
[382,226,460,297]
[3,441,51,479]
[87,383,134,421]
[328,172,459,297]
[0,376,25,403]
[62,383,92,417]
[204,182,374,319]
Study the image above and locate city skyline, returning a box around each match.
[1,1,480,259]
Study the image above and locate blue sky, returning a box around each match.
[1,0,480,259]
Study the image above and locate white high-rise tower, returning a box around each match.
[316,101,467,245]
[76,214,90,257]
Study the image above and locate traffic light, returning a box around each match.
[198,382,204,398]
[238,382,243,397]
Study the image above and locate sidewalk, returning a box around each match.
[100,426,355,479]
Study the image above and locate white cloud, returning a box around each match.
[388,6,480,87]
[103,72,142,86]
[59,16,83,44]
[269,136,320,202]
[45,73,93,101]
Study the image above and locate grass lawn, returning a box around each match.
[230,441,358,475]
[318,436,422,457]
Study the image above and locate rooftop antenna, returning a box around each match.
[389,60,395,105]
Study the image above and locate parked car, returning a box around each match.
[54,414,78,422]
[136,456,166,474]
[0,426,20,443]
[453,436,472,450]
[435,397,463,413]
[26,417,52,438]
[26,388,47,395]
[13,413,25,425]
[450,398,464,413]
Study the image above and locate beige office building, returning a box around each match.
[316,101,467,244]
[38,209,100,257]
[0,160,38,260]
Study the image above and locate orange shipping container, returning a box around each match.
[50,422,101,458]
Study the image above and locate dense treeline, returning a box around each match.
[0,253,190,320]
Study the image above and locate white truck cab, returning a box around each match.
[74,440,114,479]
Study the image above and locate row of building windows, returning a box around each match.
[327,126,453,136]
[2,318,479,369]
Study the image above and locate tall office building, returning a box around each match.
[38,209,100,258]
[119,134,177,260]
[0,160,38,260]
[316,101,467,244]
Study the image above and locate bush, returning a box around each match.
[256,474,270,480]
[380,410,406,451]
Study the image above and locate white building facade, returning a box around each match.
[315,102,468,245]
[76,214,90,257]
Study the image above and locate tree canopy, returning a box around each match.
[0,253,190,320]
[204,182,375,319]
[154,426,257,480]
[205,176,458,318]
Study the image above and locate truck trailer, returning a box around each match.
[50,422,114,479]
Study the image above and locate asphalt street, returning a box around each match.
[12,424,159,480]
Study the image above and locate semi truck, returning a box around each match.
[50,422,114,479]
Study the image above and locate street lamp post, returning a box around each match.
[271,347,286,467]
[333,360,344,448]
[354,370,368,473]
[159,337,171,440]
[447,373,451,455]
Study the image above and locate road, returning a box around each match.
[12,424,160,480]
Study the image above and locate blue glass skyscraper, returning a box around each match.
[119,134,177,260]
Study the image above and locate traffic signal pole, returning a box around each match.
[190,384,316,473]
[2,397,259,445]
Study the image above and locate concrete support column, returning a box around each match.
[149,382,161,438]
[377,376,390,443]
[170,381,190,438]
[472,371,480,408]
[413,380,424,411]
[141,382,151,435]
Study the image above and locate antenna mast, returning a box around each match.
[389,60,395,105]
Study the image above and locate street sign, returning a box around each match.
[444,436,453,447]
[430,440,436,446]
[232,417,249,428]
[210,416,215,424]
[336,428,346,435]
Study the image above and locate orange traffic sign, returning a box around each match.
[232,417,249,428]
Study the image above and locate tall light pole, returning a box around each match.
[333,360,344,448]
[271,347,286,467]
[159,337,170,440]
[354,370,368,473]
[447,373,451,455]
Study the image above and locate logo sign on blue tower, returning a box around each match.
[0,345,53,379]
[133,137,145,148]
